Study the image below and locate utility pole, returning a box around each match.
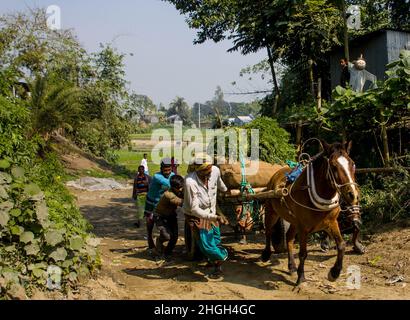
[198,103,201,129]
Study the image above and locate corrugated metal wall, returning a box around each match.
[386,30,410,63]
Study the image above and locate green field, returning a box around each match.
[114,149,189,177]
[130,127,210,141]
[119,127,216,176]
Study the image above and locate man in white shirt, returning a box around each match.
[183,154,229,278]
[141,153,149,175]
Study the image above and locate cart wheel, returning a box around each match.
[184,220,203,261]
[271,218,290,253]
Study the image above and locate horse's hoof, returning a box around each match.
[296,276,306,286]
[261,250,271,262]
[328,267,340,282]
[288,265,297,274]
[353,243,366,255]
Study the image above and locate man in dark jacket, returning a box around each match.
[340,58,350,88]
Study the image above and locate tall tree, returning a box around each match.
[125,93,157,122]
[28,73,82,138]
[165,0,343,115]
[167,97,192,125]
[212,86,225,128]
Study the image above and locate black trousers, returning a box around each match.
[155,215,178,255]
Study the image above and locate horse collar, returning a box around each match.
[307,162,340,210]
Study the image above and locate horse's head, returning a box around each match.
[322,140,360,207]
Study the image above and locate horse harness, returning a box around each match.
[279,152,361,220]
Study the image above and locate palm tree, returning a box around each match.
[168,97,192,125]
[28,73,83,140]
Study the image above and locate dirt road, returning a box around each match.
[69,187,409,300]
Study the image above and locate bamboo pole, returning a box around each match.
[381,123,390,167]
[356,167,410,174]
[317,78,322,112]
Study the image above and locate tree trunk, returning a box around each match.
[296,120,303,153]
[381,123,390,167]
[308,59,315,99]
[317,78,322,112]
[342,1,350,61]
[341,127,347,145]
[266,46,280,115]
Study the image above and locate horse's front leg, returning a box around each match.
[352,225,365,254]
[261,201,277,262]
[328,221,346,281]
[296,229,308,285]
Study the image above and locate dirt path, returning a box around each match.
[69,187,409,300]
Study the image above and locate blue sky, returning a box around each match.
[0,0,270,107]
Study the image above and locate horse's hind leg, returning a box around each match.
[296,229,308,285]
[320,231,332,252]
[328,221,346,281]
[261,201,279,262]
[286,224,297,274]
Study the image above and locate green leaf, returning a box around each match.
[0,211,10,227]
[0,172,12,184]
[0,185,9,199]
[10,225,24,235]
[67,272,77,282]
[32,268,46,278]
[10,208,21,217]
[11,166,25,179]
[78,265,90,277]
[385,61,399,69]
[50,247,67,262]
[24,243,40,256]
[62,260,73,268]
[4,245,16,252]
[1,270,19,284]
[20,231,35,244]
[24,183,42,198]
[28,263,47,271]
[0,159,11,170]
[69,236,84,251]
[86,236,100,247]
[45,230,64,246]
[36,202,49,226]
[335,85,345,96]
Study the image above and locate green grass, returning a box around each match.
[118,127,216,176]
[130,127,211,141]
[113,149,189,176]
[63,168,130,183]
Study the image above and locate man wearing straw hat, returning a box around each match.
[183,153,229,279]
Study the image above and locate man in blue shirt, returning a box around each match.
[144,158,175,249]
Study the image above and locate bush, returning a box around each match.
[72,118,130,161]
[244,117,297,164]
[0,97,100,298]
[211,117,296,165]
[360,166,410,228]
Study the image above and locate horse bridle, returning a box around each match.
[324,156,362,224]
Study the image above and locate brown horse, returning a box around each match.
[262,141,360,285]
